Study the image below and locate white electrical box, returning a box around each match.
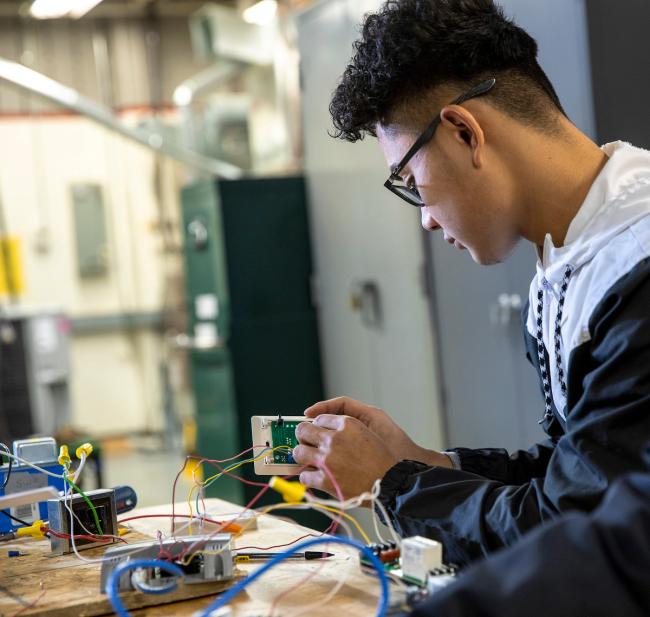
[251,415,313,475]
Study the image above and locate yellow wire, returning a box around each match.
[184,501,371,565]
[184,445,294,537]
[263,502,372,545]
[201,446,293,486]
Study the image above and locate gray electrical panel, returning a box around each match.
[0,310,72,441]
[71,183,108,278]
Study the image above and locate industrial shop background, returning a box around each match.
[0,0,648,520]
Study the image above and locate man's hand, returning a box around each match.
[293,414,398,498]
[304,396,451,468]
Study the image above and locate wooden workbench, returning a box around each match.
[0,498,385,616]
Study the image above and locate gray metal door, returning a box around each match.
[296,0,445,450]
[428,0,597,451]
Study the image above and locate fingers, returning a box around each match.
[298,469,330,493]
[292,442,318,465]
[312,414,348,430]
[293,444,331,492]
[295,421,335,446]
[304,396,371,420]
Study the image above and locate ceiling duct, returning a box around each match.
[189,4,276,66]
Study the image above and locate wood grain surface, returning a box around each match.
[0,499,383,617]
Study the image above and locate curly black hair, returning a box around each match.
[330,0,565,142]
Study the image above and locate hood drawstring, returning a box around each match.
[536,264,574,424]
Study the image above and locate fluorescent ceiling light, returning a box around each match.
[242,0,278,26]
[68,0,104,18]
[30,0,73,19]
[30,0,104,19]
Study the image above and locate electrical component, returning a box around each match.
[401,536,442,586]
[269,476,307,503]
[219,508,257,531]
[360,542,401,569]
[359,538,458,597]
[47,488,118,554]
[100,534,234,593]
[0,438,65,534]
[426,565,459,594]
[251,415,313,475]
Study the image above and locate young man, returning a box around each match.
[292,0,650,565]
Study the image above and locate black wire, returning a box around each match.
[0,442,11,490]
[0,509,30,527]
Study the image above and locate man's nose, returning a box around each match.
[421,209,441,231]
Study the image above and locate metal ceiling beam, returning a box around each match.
[0,56,244,179]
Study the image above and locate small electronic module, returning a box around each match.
[250,415,313,475]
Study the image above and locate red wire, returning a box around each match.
[235,532,322,552]
[170,450,268,534]
[176,482,272,561]
[198,458,268,487]
[45,527,125,543]
[118,514,239,529]
[170,457,189,535]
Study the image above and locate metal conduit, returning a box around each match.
[0,57,244,180]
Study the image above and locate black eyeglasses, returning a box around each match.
[384,78,497,207]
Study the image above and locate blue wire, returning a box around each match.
[105,559,185,617]
[198,536,390,617]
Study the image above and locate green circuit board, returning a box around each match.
[271,421,301,464]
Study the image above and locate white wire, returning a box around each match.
[371,503,391,545]
[0,451,64,479]
[72,453,87,484]
[263,504,354,617]
[373,494,401,546]
[306,480,402,547]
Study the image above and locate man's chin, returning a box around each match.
[470,239,521,266]
[468,247,506,266]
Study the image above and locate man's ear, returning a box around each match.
[439,105,485,168]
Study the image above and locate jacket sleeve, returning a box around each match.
[380,263,650,564]
[446,439,557,485]
[378,461,558,565]
[409,464,650,617]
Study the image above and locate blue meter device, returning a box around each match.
[0,437,65,533]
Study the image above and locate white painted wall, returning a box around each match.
[0,112,185,435]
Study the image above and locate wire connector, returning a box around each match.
[75,442,93,459]
[269,476,306,503]
[58,445,71,467]
[16,520,47,539]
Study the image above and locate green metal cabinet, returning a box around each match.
[181,176,325,519]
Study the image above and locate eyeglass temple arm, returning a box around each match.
[390,78,496,178]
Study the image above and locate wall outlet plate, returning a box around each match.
[251,415,313,476]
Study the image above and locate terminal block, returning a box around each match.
[100,534,234,593]
[251,415,313,475]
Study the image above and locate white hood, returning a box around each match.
[538,141,650,285]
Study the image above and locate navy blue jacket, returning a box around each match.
[410,445,650,617]
[379,257,650,565]
[380,259,650,564]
